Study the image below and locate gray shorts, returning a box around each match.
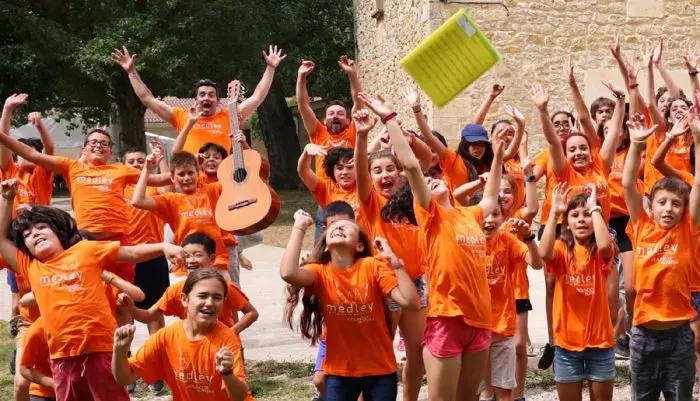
[387,278,427,312]
[226,245,240,288]
[630,324,696,400]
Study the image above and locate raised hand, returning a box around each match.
[303,144,328,157]
[405,85,420,108]
[610,33,622,60]
[491,127,507,158]
[215,347,234,375]
[293,209,314,231]
[338,55,357,75]
[150,138,165,158]
[117,293,135,309]
[113,324,136,350]
[586,184,598,210]
[669,116,690,138]
[564,56,575,84]
[111,47,137,73]
[263,45,287,68]
[504,104,525,126]
[188,103,203,124]
[353,108,378,136]
[373,237,400,266]
[689,107,700,140]
[490,84,505,99]
[507,218,532,238]
[601,80,624,98]
[625,57,640,84]
[0,179,18,200]
[652,39,664,66]
[298,60,315,77]
[27,112,42,126]
[163,243,185,267]
[683,40,699,72]
[551,182,570,216]
[626,113,658,143]
[529,83,549,110]
[357,92,394,119]
[4,93,29,111]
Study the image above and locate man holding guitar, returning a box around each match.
[112,44,287,155]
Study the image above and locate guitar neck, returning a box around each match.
[228,102,243,160]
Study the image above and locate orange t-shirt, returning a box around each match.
[310,178,360,218]
[643,132,692,194]
[173,107,243,156]
[16,241,120,359]
[608,149,644,217]
[503,158,526,211]
[13,268,40,323]
[150,183,230,270]
[502,209,534,300]
[485,231,528,336]
[547,241,614,351]
[532,149,557,224]
[55,157,140,234]
[308,257,398,376]
[157,279,248,328]
[555,153,611,221]
[198,172,219,186]
[129,320,254,401]
[197,177,238,247]
[310,121,357,181]
[675,171,700,293]
[414,199,491,329]
[20,317,54,399]
[357,189,427,279]
[631,211,697,326]
[3,159,54,218]
[124,185,165,245]
[439,148,469,195]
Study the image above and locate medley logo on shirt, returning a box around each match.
[38,267,85,293]
[175,345,215,394]
[636,241,679,265]
[326,281,375,324]
[485,254,506,285]
[563,273,596,296]
[194,121,225,134]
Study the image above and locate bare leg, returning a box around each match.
[494,387,513,401]
[423,348,462,401]
[14,346,29,401]
[399,308,427,401]
[544,271,556,344]
[691,320,700,384]
[514,312,528,398]
[556,382,583,401]
[312,371,325,400]
[456,349,489,401]
[588,380,613,401]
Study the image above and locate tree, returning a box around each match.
[0,0,354,188]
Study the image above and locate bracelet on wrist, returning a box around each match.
[217,368,234,377]
[613,92,625,99]
[690,70,699,76]
[381,112,398,124]
[630,138,647,144]
[629,83,639,89]
[588,206,603,215]
[523,233,536,242]
[412,106,422,113]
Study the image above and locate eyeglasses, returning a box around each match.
[85,140,112,148]
[553,121,571,129]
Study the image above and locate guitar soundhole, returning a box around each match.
[233,168,247,183]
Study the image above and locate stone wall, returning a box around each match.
[356,0,700,152]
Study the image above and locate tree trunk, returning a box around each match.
[107,73,146,159]
[257,81,303,190]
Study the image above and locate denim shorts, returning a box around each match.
[6,270,18,294]
[387,278,427,312]
[314,338,327,372]
[691,292,700,322]
[325,373,397,401]
[553,347,615,383]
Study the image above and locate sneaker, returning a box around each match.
[9,348,16,375]
[9,317,19,337]
[527,344,536,357]
[614,335,630,359]
[149,380,165,393]
[538,343,555,370]
[127,382,137,394]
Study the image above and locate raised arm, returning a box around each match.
[0,180,19,271]
[587,185,614,259]
[599,81,627,167]
[149,138,173,194]
[112,325,140,385]
[111,47,174,126]
[279,210,315,287]
[339,56,363,113]
[522,162,539,221]
[683,41,700,99]
[1,94,29,170]
[530,83,566,175]
[653,39,682,99]
[405,85,446,158]
[644,47,666,128]
[688,108,700,226]
[406,130,434,171]
[359,93,431,209]
[297,144,326,192]
[472,84,504,125]
[27,112,54,155]
[239,45,287,120]
[374,237,419,311]
[503,105,526,160]
[172,107,202,154]
[453,174,487,206]
[510,219,543,269]
[565,57,597,145]
[130,161,159,210]
[296,61,320,136]
[651,118,690,180]
[624,114,657,221]
[116,242,184,266]
[610,33,631,89]
[479,130,506,216]
[0,125,62,174]
[539,183,567,262]
[353,109,377,203]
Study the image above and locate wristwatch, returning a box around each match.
[525,175,537,183]
[588,206,603,215]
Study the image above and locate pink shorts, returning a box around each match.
[422,316,492,358]
[50,352,129,401]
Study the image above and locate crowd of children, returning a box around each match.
[1,33,700,401]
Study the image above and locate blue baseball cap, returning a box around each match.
[460,124,489,143]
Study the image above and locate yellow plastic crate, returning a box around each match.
[401,10,501,108]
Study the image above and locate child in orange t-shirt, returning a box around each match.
[0,179,184,401]
[113,268,255,401]
[124,232,258,335]
[357,93,504,401]
[624,113,700,399]
[281,209,419,400]
[19,317,54,401]
[539,184,617,400]
[478,195,542,401]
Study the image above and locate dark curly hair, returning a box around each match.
[559,193,602,261]
[284,222,374,345]
[323,147,354,183]
[11,206,82,260]
[380,183,417,225]
[13,138,44,162]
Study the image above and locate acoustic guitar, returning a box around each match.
[215,80,280,235]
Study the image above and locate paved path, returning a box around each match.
[0,197,552,362]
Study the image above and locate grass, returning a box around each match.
[525,365,631,390]
[263,189,318,250]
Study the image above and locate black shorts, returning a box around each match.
[134,255,170,309]
[537,223,561,241]
[609,215,632,253]
[516,299,533,314]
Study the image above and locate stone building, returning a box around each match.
[354,0,700,152]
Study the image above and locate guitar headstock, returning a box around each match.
[226,80,245,106]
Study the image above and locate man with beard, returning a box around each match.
[112,45,287,155]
